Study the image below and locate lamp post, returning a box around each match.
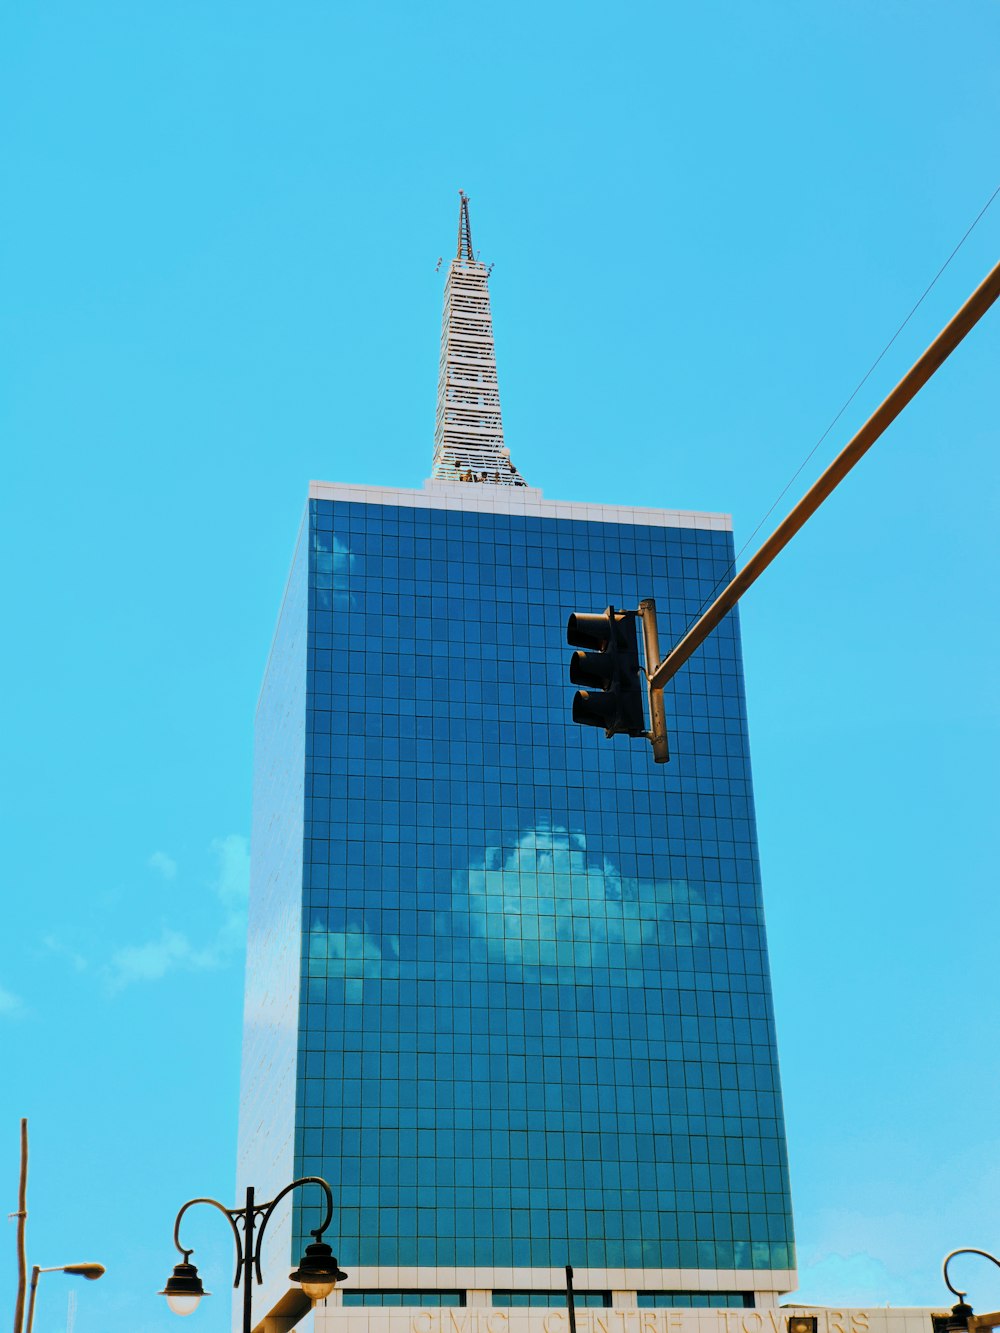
[25,1263,105,1333]
[160,1176,346,1333]
[939,1248,1000,1332]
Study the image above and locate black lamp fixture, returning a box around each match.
[160,1177,345,1333]
[288,1239,348,1301]
[933,1301,975,1333]
[936,1247,1000,1333]
[159,1260,208,1318]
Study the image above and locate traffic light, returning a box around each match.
[567,606,646,738]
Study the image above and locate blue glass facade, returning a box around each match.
[240,482,794,1312]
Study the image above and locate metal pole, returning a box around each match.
[23,1269,40,1333]
[243,1186,255,1333]
[13,1119,28,1333]
[638,600,669,763]
[648,254,1000,692]
[565,1265,577,1333]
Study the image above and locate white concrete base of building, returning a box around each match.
[307,1305,942,1333]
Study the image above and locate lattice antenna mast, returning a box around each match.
[431,192,527,487]
[457,191,474,263]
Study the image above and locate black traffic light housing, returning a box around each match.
[567,606,646,738]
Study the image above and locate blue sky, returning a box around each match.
[2,2,999,1330]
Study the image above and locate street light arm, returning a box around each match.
[646,252,1000,697]
[25,1264,105,1333]
[943,1249,1000,1302]
[253,1177,334,1284]
[173,1197,246,1287]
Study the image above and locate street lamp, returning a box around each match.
[25,1263,105,1333]
[937,1248,1000,1333]
[160,1176,346,1333]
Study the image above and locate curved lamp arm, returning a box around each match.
[943,1249,1000,1303]
[253,1178,334,1284]
[173,1197,246,1288]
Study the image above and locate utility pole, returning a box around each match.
[13,1119,28,1333]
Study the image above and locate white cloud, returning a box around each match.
[104,928,214,991]
[313,533,357,610]
[42,935,88,972]
[790,1249,929,1309]
[305,824,686,1000]
[789,1151,1000,1311]
[307,918,397,1001]
[0,984,24,1018]
[458,824,687,974]
[210,833,250,932]
[148,850,178,880]
[103,835,250,994]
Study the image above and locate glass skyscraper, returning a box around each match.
[238,202,795,1329]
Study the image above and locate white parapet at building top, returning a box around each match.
[309,479,732,532]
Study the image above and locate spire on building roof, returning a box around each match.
[457,189,475,263]
[431,192,527,487]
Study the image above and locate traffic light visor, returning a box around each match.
[572,690,620,729]
[569,648,614,691]
[567,612,612,650]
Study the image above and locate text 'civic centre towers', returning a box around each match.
[238,193,796,1327]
